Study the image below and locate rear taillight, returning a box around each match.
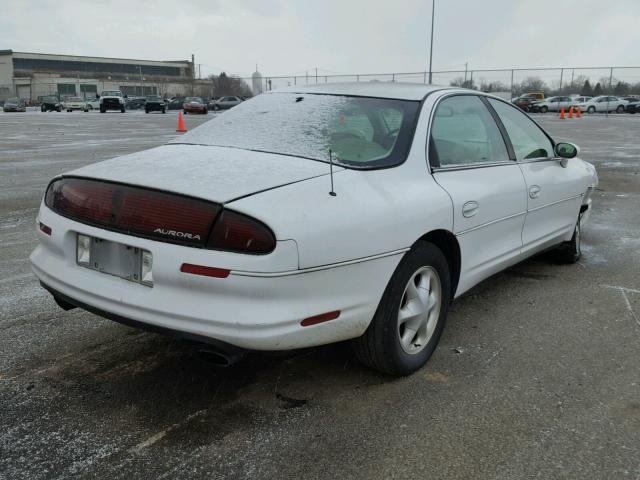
[44,177,276,254]
[207,210,275,254]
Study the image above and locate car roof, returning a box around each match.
[273,82,450,100]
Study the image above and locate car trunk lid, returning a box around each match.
[68,144,337,203]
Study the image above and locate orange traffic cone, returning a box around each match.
[559,107,566,120]
[576,106,582,118]
[176,112,187,133]
[568,106,574,119]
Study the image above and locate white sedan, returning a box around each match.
[62,96,89,112]
[576,95,628,114]
[30,83,597,375]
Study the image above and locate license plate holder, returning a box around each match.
[77,234,152,286]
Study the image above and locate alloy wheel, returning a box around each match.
[397,266,442,355]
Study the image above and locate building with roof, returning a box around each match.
[0,50,200,101]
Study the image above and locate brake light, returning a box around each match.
[44,177,276,254]
[207,210,276,254]
[45,177,219,247]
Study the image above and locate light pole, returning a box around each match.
[428,0,435,84]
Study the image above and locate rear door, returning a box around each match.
[429,94,528,293]
[487,98,584,253]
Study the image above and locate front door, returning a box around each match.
[429,94,528,294]
[487,98,585,253]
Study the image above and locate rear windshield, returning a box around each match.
[146,95,162,100]
[174,92,421,168]
[185,97,203,103]
[102,91,121,96]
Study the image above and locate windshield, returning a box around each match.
[68,97,83,102]
[146,95,162,100]
[102,91,121,97]
[6,98,19,103]
[174,92,420,168]
[185,97,203,103]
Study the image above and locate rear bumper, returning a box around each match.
[31,206,400,351]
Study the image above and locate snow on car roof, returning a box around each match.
[273,82,449,101]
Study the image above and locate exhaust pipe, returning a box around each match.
[197,347,244,367]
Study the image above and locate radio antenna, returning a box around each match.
[329,149,337,196]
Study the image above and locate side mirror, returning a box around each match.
[555,142,579,167]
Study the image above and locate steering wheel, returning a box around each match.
[380,128,400,148]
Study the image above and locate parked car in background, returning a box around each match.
[625,100,640,114]
[41,95,63,112]
[511,95,539,112]
[144,95,166,113]
[125,97,146,110]
[207,96,221,109]
[31,84,597,376]
[183,96,208,114]
[570,96,592,107]
[620,95,640,103]
[576,96,628,114]
[212,95,243,110]
[530,96,573,113]
[63,97,89,112]
[3,97,26,112]
[99,90,126,113]
[167,97,185,110]
[85,97,100,110]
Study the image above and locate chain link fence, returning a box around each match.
[247,67,640,97]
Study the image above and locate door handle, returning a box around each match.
[462,201,479,218]
[529,185,541,199]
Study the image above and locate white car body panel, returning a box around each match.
[30,85,598,352]
[69,144,336,206]
[433,164,527,294]
[578,96,628,113]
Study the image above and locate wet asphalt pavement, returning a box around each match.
[0,110,639,479]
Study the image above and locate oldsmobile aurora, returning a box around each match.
[31,84,597,375]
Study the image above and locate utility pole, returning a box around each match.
[559,68,563,93]
[138,66,143,96]
[464,62,468,84]
[428,0,435,84]
[315,67,318,84]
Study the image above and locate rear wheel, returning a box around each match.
[352,241,451,376]
[540,106,548,113]
[616,105,625,113]
[588,106,595,114]
[162,108,166,114]
[120,107,125,113]
[183,110,188,114]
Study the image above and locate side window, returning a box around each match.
[488,98,554,161]
[430,95,509,167]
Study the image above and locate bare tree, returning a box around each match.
[207,72,253,97]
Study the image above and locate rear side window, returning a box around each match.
[488,99,553,161]
[430,95,509,167]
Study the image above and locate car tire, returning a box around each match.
[183,110,187,114]
[41,106,45,112]
[555,215,582,264]
[162,108,166,114]
[203,109,208,114]
[100,107,105,113]
[587,106,595,114]
[213,105,219,111]
[145,109,149,114]
[616,105,625,113]
[351,241,451,376]
[540,106,548,113]
[121,107,125,113]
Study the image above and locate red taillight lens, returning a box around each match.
[207,210,276,254]
[44,177,276,254]
[45,177,219,247]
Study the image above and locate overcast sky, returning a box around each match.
[2,0,640,79]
